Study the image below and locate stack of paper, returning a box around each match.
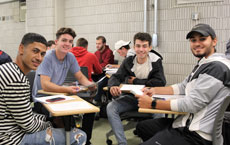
[104,68,118,76]
[120,84,145,95]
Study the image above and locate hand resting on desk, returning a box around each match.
[110,86,121,98]
[135,94,153,109]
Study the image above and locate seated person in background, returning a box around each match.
[32,27,95,145]
[135,23,230,145]
[47,40,56,50]
[106,32,166,145]
[70,37,102,82]
[0,33,86,145]
[95,36,114,68]
[92,36,115,104]
[0,49,12,65]
[106,40,134,68]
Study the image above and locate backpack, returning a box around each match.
[0,50,12,65]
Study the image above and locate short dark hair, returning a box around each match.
[47,40,55,47]
[134,32,152,46]
[77,38,88,48]
[96,36,106,43]
[56,27,76,39]
[122,45,130,50]
[21,33,47,47]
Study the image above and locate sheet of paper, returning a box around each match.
[120,84,145,95]
[130,89,144,95]
[105,68,118,75]
[152,94,184,100]
[48,101,93,111]
[120,84,145,91]
[35,95,75,104]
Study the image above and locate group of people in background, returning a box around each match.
[0,23,230,145]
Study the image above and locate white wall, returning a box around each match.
[0,1,25,59]
[1,0,230,85]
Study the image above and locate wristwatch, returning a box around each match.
[151,99,157,109]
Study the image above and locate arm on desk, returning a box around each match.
[136,94,171,111]
[74,71,97,92]
[40,75,79,94]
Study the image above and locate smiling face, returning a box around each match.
[19,42,46,72]
[134,39,152,63]
[189,33,217,58]
[55,34,74,55]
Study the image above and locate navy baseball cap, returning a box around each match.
[186,23,216,39]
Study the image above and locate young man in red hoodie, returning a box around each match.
[70,38,102,81]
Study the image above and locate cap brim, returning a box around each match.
[186,30,210,39]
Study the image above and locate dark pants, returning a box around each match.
[82,113,95,145]
[92,73,108,102]
[136,118,212,145]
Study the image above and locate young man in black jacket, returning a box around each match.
[106,32,166,145]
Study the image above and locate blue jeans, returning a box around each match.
[20,127,86,145]
[106,94,138,145]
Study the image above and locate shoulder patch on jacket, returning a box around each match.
[191,61,230,86]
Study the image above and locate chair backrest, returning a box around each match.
[26,70,36,102]
[64,67,88,83]
[212,96,230,145]
[80,66,88,78]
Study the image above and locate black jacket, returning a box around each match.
[108,50,166,87]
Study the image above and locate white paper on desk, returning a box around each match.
[105,68,118,75]
[48,101,93,111]
[35,95,75,104]
[120,84,145,95]
[120,84,145,91]
[152,94,184,100]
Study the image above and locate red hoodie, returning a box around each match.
[70,47,102,81]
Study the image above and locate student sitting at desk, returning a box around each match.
[106,32,166,145]
[0,33,86,145]
[135,23,230,145]
[70,37,102,82]
[32,27,96,145]
[106,40,134,69]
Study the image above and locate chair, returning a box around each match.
[104,87,153,145]
[64,67,88,84]
[212,96,230,145]
[106,110,153,145]
[26,70,36,102]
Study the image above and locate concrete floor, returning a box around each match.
[91,118,141,145]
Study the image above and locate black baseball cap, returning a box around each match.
[186,23,216,39]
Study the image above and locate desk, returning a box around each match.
[38,86,88,96]
[38,90,68,95]
[43,95,100,145]
[139,108,187,115]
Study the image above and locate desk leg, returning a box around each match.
[63,116,71,145]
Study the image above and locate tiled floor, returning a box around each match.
[91,118,141,145]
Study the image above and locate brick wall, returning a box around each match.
[1,0,230,85]
[0,1,25,59]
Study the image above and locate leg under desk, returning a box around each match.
[63,116,72,145]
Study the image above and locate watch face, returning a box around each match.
[151,100,157,109]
